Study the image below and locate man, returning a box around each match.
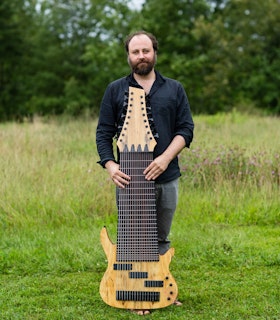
[96,31,194,315]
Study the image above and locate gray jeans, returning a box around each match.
[155,178,179,254]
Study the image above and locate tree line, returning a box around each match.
[0,0,279,121]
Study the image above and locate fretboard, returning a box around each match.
[117,151,159,262]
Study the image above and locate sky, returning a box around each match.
[128,0,145,10]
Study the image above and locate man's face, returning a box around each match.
[127,35,156,75]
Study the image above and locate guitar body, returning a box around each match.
[99,87,178,310]
[100,227,178,309]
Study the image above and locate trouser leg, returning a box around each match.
[155,178,179,255]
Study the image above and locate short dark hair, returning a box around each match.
[124,31,158,53]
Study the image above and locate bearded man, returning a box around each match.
[96,30,194,315]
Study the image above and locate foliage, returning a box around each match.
[0,0,280,120]
[0,0,28,120]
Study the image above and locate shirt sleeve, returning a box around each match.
[96,84,118,167]
[174,83,194,148]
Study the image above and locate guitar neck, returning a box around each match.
[117,151,159,262]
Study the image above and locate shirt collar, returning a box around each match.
[126,70,166,94]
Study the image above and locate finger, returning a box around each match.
[112,175,130,188]
[146,166,163,180]
[112,177,125,188]
[120,173,131,181]
[143,163,153,175]
[145,170,156,181]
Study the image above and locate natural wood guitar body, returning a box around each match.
[100,227,178,309]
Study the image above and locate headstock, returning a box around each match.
[117,87,157,152]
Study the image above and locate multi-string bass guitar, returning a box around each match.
[100,86,178,310]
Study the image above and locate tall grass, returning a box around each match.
[178,112,280,226]
[1,113,279,319]
[0,119,116,229]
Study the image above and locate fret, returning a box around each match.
[117,149,159,262]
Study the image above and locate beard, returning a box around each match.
[128,55,156,76]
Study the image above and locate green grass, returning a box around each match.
[1,113,280,319]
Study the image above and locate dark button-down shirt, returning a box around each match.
[96,70,194,183]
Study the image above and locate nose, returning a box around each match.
[138,51,145,59]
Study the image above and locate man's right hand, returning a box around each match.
[105,160,130,188]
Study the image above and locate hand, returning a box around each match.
[105,160,130,188]
[143,155,169,181]
[143,135,186,180]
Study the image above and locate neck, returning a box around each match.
[133,70,156,82]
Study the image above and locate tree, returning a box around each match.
[199,0,280,113]
[21,0,134,117]
[0,0,279,119]
[130,0,215,113]
[128,0,280,114]
[0,0,27,120]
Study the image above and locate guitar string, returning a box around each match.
[117,88,159,262]
[117,152,159,262]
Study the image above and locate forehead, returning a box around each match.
[128,35,153,52]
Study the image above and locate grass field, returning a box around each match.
[0,113,279,319]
